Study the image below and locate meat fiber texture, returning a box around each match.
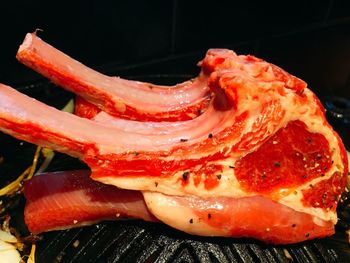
[0,32,347,244]
[23,170,157,233]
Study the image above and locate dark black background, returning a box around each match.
[0,0,350,99]
[0,2,350,261]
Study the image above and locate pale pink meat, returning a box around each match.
[24,170,157,233]
[24,170,334,244]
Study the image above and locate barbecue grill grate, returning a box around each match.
[35,220,343,263]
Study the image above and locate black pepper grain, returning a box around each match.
[274,162,281,167]
[183,172,189,181]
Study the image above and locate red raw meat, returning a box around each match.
[17,33,211,121]
[0,46,348,244]
[16,33,307,122]
[24,170,157,233]
[200,49,306,94]
[74,96,100,119]
[74,48,307,120]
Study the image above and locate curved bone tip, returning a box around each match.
[17,33,34,53]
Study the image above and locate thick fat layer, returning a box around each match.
[17,33,210,120]
[24,170,156,234]
[143,192,334,244]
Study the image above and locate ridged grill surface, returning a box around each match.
[35,221,347,263]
